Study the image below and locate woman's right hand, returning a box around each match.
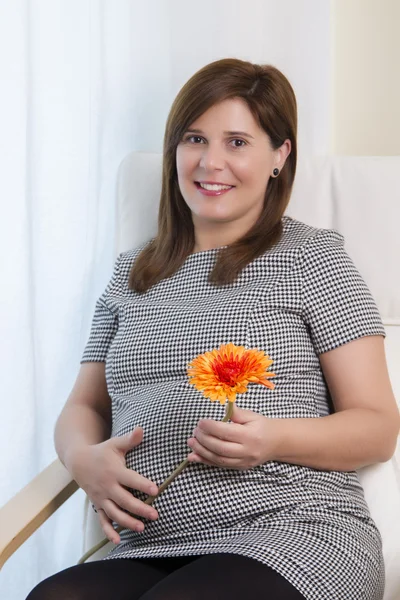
[69,427,159,545]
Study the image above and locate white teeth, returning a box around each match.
[198,183,233,191]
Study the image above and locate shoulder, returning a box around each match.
[280,215,345,254]
[102,239,153,297]
[117,238,154,273]
[281,218,353,284]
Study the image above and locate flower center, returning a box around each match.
[214,358,242,385]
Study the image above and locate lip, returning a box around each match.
[194,181,235,197]
[196,180,235,186]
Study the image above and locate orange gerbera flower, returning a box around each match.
[187,342,276,404]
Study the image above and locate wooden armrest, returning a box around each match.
[0,458,79,569]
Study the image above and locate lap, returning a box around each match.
[140,553,306,600]
[26,553,305,600]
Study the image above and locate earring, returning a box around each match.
[273,168,279,177]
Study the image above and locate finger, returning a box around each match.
[190,429,242,458]
[196,419,243,442]
[189,453,230,469]
[229,404,259,425]
[189,452,243,470]
[112,486,159,522]
[188,454,213,466]
[102,498,146,533]
[119,469,159,497]
[96,508,121,545]
[113,428,143,453]
[188,438,238,468]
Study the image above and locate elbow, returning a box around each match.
[378,416,400,462]
[379,444,397,463]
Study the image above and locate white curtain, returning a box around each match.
[0,1,331,597]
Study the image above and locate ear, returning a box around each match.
[275,138,292,170]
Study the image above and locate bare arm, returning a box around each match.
[54,361,160,542]
[271,335,400,471]
[54,362,112,475]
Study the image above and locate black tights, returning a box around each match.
[26,553,306,599]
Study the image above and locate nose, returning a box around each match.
[198,143,225,171]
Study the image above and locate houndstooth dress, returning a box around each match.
[81,215,386,600]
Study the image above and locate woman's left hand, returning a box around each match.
[187,403,275,470]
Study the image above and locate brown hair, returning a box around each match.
[129,58,297,293]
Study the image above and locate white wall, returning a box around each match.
[332,0,400,155]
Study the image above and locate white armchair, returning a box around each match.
[1,153,399,599]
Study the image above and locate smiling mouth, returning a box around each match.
[194,182,235,197]
[195,181,235,188]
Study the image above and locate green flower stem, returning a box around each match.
[144,457,191,505]
[222,399,234,422]
[78,400,234,564]
[144,400,234,504]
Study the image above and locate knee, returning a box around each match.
[26,574,82,600]
[25,580,55,600]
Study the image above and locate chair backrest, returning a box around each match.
[108,152,400,598]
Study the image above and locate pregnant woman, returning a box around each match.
[27,57,399,600]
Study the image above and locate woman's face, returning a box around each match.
[176,97,290,231]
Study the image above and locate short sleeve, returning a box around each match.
[302,229,386,355]
[80,253,123,363]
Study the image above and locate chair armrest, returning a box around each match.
[0,458,79,569]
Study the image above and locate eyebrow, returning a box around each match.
[185,128,255,139]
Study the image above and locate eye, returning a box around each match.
[185,135,205,144]
[182,135,247,148]
[229,139,247,148]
